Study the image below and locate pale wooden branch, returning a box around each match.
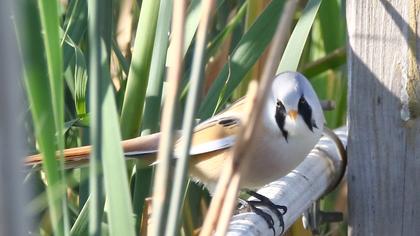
[226,127,348,236]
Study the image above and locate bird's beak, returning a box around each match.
[287,110,298,121]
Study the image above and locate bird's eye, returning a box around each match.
[299,97,306,104]
[276,99,285,109]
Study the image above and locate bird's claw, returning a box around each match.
[244,190,287,235]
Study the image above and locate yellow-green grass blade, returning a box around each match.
[308,19,344,128]
[112,39,130,75]
[170,0,225,62]
[317,0,346,128]
[88,0,135,234]
[62,0,87,70]
[120,0,161,139]
[166,1,215,235]
[70,196,90,235]
[102,82,136,236]
[198,0,286,119]
[183,0,201,57]
[87,0,106,234]
[301,47,346,77]
[318,0,345,53]
[233,0,267,98]
[140,0,172,137]
[37,2,69,233]
[37,0,66,172]
[206,2,247,61]
[179,0,241,105]
[74,47,88,117]
[277,0,323,73]
[132,0,173,230]
[17,0,68,234]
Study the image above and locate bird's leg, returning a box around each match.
[245,190,287,235]
[237,198,277,235]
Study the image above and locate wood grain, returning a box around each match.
[347,0,420,234]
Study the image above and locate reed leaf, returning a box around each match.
[198,0,286,119]
[120,0,161,139]
[165,1,215,235]
[277,0,323,73]
[37,0,69,232]
[88,0,135,234]
[132,0,173,230]
[74,47,88,117]
[101,84,136,235]
[62,0,87,70]
[87,0,106,233]
[17,0,66,234]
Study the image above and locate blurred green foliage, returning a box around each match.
[17,0,347,235]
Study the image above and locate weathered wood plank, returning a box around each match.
[347,0,420,235]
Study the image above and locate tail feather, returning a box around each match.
[25,133,162,170]
[26,145,91,166]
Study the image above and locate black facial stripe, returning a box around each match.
[298,95,316,132]
[275,100,288,141]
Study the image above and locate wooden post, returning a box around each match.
[347,0,420,235]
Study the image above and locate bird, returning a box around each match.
[25,71,324,230]
[25,71,325,219]
[26,71,324,190]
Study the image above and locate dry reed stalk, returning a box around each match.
[200,1,298,234]
[150,0,186,234]
[140,198,152,236]
[116,0,134,56]
[199,82,258,236]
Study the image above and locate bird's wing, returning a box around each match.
[174,97,246,155]
[178,115,241,155]
[25,97,247,169]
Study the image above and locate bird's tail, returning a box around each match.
[25,133,163,170]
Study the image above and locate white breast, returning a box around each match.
[189,97,323,192]
[238,106,323,189]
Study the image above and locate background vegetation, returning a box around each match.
[15,0,347,235]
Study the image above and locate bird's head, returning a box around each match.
[269,71,325,141]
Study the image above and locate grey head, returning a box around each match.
[270,71,325,140]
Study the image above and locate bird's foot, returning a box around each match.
[238,190,287,235]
